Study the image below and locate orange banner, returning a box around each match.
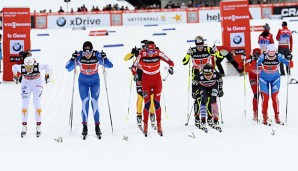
[220,0,251,68]
[2,8,31,81]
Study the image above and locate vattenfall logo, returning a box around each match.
[3,22,31,28]
[223,15,249,21]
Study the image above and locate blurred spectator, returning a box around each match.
[164,1,175,8]
[180,2,186,8]
[77,7,82,12]
[70,8,74,13]
[81,4,88,12]
[176,3,180,8]
[58,6,64,13]
[194,1,202,7]
[187,1,193,8]
[94,6,100,12]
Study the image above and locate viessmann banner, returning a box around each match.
[47,13,110,29]
[122,11,186,25]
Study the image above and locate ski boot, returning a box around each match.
[213,120,222,132]
[199,119,208,133]
[21,124,27,138]
[207,119,213,128]
[36,123,41,138]
[82,125,88,140]
[143,123,148,137]
[262,113,271,126]
[137,115,142,130]
[150,113,156,129]
[275,114,284,125]
[95,124,102,139]
[157,122,163,136]
[252,111,258,122]
[194,115,200,128]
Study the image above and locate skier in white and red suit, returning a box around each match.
[131,41,174,135]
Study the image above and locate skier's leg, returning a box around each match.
[78,80,90,125]
[32,84,43,125]
[271,78,281,123]
[21,84,32,125]
[90,79,100,125]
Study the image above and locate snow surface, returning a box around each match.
[0,18,298,171]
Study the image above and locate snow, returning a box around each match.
[1,17,298,171]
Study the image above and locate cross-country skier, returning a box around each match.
[258,23,274,52]
[182,36,217,127]
[256,44,293,125]
[276,21,293,76]
[124,40,156,129]
[131,41,174,136]
[12,56,50,138]
[65,41,113,139]
[242,48,262,121]
[192,63,223,132]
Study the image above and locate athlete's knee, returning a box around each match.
[154,99,161,110]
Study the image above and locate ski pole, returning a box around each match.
[162,72,170,81]
[69,60,76,133]
[219,97,224,124]
[242,54,247,118]
[285,66,291,123]
[186,61,191,125]
[102,63,114,133]
[126,75,133,121]
[185,101,194,126]
[162,90,168,119]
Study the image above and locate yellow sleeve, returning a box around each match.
[182,54,191,65]
[124,52,134,61]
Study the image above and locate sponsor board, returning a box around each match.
[273,6,298,17]
[47,14,110,29]
[122,11,186,25]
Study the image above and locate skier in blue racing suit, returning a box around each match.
[65,41,113,137]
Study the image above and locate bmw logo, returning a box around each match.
[12,42,22,51]
[57,17,66,27]
[233,35,242,44]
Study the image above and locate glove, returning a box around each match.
[289,60,294,68]
[13,75,19,84]
[133,74,138,81]
[192,92,198,99]
[101,51,107,60]
[45,74,49,84]
[212,44,218,52]
[131,46,138,56]
[218,89,224,97]
[168,66,174,75]
[241,53,246,61]
[71,51,78,61]
[287,53,293,61]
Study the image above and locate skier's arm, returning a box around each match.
[256,54,265,67]
[160,51,174,67]
[12,64,21,75]
[65,51,80,72]
[182,48,191,65]
[98,51,113,68]
[278,54,293,68]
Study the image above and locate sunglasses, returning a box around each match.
[83,51,93,56]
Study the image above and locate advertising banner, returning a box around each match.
[199,8,220,22]
[220,0,251,68]
[273,5,298,18]
[47,13,110,29]
[122,11,186,25]
[2,8,31,81]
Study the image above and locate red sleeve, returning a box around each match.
[270,34,274,44]
[276,29,281,41]
[258,35,261,44]
[290,32,293,51]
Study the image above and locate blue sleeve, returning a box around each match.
[256,54,265,68]
[278,53,290,66]
[96,51,113,68]
[65,51,81,72]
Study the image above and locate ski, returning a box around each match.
[82,135,87,140]
[276,122,285,126]
[196,125,208,133]
[158,131,163,136]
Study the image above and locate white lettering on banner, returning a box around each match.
[3,22,31,28]
[13,33,26,38]
[127,17,159,22]
[281,8,298,17]
[232,26,246,31]
[223,15,249,21]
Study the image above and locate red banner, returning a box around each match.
[220,0,251,68]
[2,8,31,81]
